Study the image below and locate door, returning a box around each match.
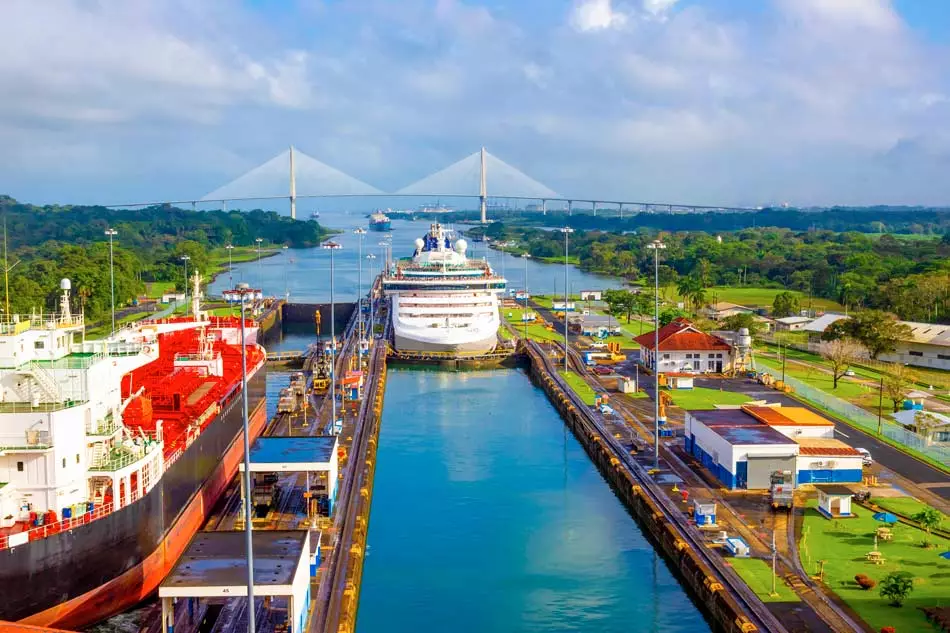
[715,361,723,373]
[746,455,796,489]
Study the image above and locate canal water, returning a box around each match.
[209,212,618,303]
[356,368,709,633]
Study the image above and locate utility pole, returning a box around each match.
[877,375,885,434]
[323,240,342,433]
[559,228,574,372]
[355,228,366,355]
[105,228,118,334]
[522,253,530,342]
[647,239,666,471]
[226,244,235,288]
[237,288,256,633]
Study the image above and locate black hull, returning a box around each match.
[0,366,267,624]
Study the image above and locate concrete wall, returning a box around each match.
[769,424,835,440]
[879,341,950,371]
[656,350,731,374]
[282,302,356,336]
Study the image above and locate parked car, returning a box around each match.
[844,369,856,377]
[593,366,612,376]
[855,447,873,466]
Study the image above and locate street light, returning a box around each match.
[225,244,235,287]
[322,240,342,434]
[104,229,117,333]
[559,228,574,372]
[354,228,367,353]
[180,255,191,311]
[646,239,666,470]
[255,238,264,293]
[521,253,531,342]
[366,254,377,340]
[235,286,256,633]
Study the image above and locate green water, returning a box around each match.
[356,368,709,633]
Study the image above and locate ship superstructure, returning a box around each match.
[369,209,391,231]
[382,222,506,354]
[0,273,267,629]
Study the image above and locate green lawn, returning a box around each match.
[798,500,950,633]
[144,281,176,299]
[501,307,566,342]
[209,245,279,267]
[666,285,844,311]
[667,386,752,410]
[756,355,879,406]
[869,497,950,532]
[559,370,598,406]
[207,305,241,317]
[728,557,800,603]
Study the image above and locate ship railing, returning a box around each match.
[85,413,118,437]
[0,314,83,334]
[0,501,115,552]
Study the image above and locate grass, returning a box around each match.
[755,355,882,409]
[208,245,280,267]
[667,386,753,410]
[728,557,800,603]
[798,499,950,633]
[144,281,176,299]
[559,370,598,406]
[869,497,950,532]
[665,286,844,311]
[207,305,241,317]
[501,307,566,342]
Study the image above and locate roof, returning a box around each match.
[634,319,732,351]
[774,316,812,325]
[896,321,950,346]
[814,484,856,496]
[796,438,862,457]
[706,301,753,312]
[689,409,762,427]
[803,313,849,333]
[892,409,950,428]
[247,436,337,465]
[743,405,834,427]
[160,531,307,595]
[715,424,798,446]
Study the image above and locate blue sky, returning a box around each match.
[1,0,948,208]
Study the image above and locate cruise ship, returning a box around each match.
[382,222,506,354]
[0,274,266,630]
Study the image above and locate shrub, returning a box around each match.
[854,574,877,590]
[880,627,895,633]
[879,572,914,607]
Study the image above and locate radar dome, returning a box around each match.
[454,239,468,254]
[414,238,425,250]
[60,278,72,291]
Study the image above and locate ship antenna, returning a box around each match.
[191,270,201,320]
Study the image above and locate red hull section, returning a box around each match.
[18,401,267,631]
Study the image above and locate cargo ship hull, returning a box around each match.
[370,220,391,231]
[0,366,267,630]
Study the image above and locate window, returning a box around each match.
[909,351,923,357]
[663,354,671,360]
[939,354,950,361]
[708,354,715,358]
[62,458,66,469]
[717,353,723,358]
[16,461,24,472]
[76,454,80,464]
[34,340,45,350]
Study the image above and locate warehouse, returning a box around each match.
[685,409,799,489]
[685,405,864,489]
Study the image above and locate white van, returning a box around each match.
[855,448,873,467]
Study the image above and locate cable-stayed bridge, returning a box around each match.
[108,146,758,222]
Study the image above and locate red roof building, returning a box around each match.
[635,318,733,374]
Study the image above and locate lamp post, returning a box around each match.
[255,238,264,293]
[225,244,235,287]
[354,228,367,353]
[236,287,256,633]
[366,254,376,339]
[646,239,666,470]
[322,240,342,434]
[559,228,574,372]
[104,228,117,333]
[521,253,531,342]
[180,255,191,310]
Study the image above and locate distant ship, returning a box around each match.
[382,222,506,354]
[369,210,391,232]
[417,201,454,214]
[310,211,320,220]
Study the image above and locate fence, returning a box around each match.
[776,372,950,466]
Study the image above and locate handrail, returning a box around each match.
[0,501,115,552]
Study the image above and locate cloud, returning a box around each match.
[0,0,949,208]
[570,0,628,32]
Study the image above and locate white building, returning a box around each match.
[684,405,864,489]
[878,320,950,371]
[579,290,602,301]
[635,318,733,374]
[773,316,813,331]
[703,301,754,320]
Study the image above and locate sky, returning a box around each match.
[1,0,949,209]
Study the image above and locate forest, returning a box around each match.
[482,223,950,324]
[0,196,331,321]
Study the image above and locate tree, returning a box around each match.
[602,289,638,323]
[882,363,917,412]
[879,572,914,607]
[819,339,863,389]
[721,313,763,338]
[772,291,801,317]
[660,307,688,326]
[827,310,912,359]
[911,508,942,548]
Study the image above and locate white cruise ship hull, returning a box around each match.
[394,329,498,354]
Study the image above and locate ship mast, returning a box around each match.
[191,270,202,320]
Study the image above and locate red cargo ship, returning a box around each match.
[0,312,267,630]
